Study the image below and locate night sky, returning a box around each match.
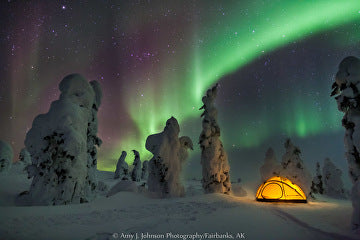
[1,1,360,184]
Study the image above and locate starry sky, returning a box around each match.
[1,0,360,184]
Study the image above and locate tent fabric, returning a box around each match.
[256,176,307,203]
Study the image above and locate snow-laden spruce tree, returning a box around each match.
[11,148,31,173]
[0,140,13,173]
[114,151,129,180]
[199,84,231,194]
[131,150,142,182]
[23,74,102,205]
[280,138,312,197]
[141,160,149,181]
[85,80,103,200]
[260,147,280,182]
[331,56,360,230]
[322,158,347,199]
[146,117,193,198]
[310,162,324,196]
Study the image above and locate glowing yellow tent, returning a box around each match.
[256,176,307,203]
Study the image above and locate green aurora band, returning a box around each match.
[99,1,360,170]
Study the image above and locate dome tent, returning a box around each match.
[256,176,307,203]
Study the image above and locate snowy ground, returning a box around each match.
[0,170,358,240]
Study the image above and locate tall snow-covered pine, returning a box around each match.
[114,151,129,180]
[310,162,324,196]
[331,56,360,230]
[131,150,142,182]
[199,84,231,194]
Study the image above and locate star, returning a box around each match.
[1,0,359,174]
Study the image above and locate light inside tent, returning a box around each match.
[256,176,307,203]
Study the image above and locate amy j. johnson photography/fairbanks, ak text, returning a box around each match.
[112,232,246,240]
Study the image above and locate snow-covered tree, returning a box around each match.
[85,80,103,200]
[199,84,231,194]
[141,160,149,181]
[322,158,347,199]
[310,162,324,196]
[114,151,129,180]
[280,138,312,197]
[146,117,193,198]
[260,147,280,182]
[331,56,360,229]
[0,140,13,173]
[131,150,141,182]
[23,74,102,205]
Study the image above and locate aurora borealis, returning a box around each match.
[1,1,360,174]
